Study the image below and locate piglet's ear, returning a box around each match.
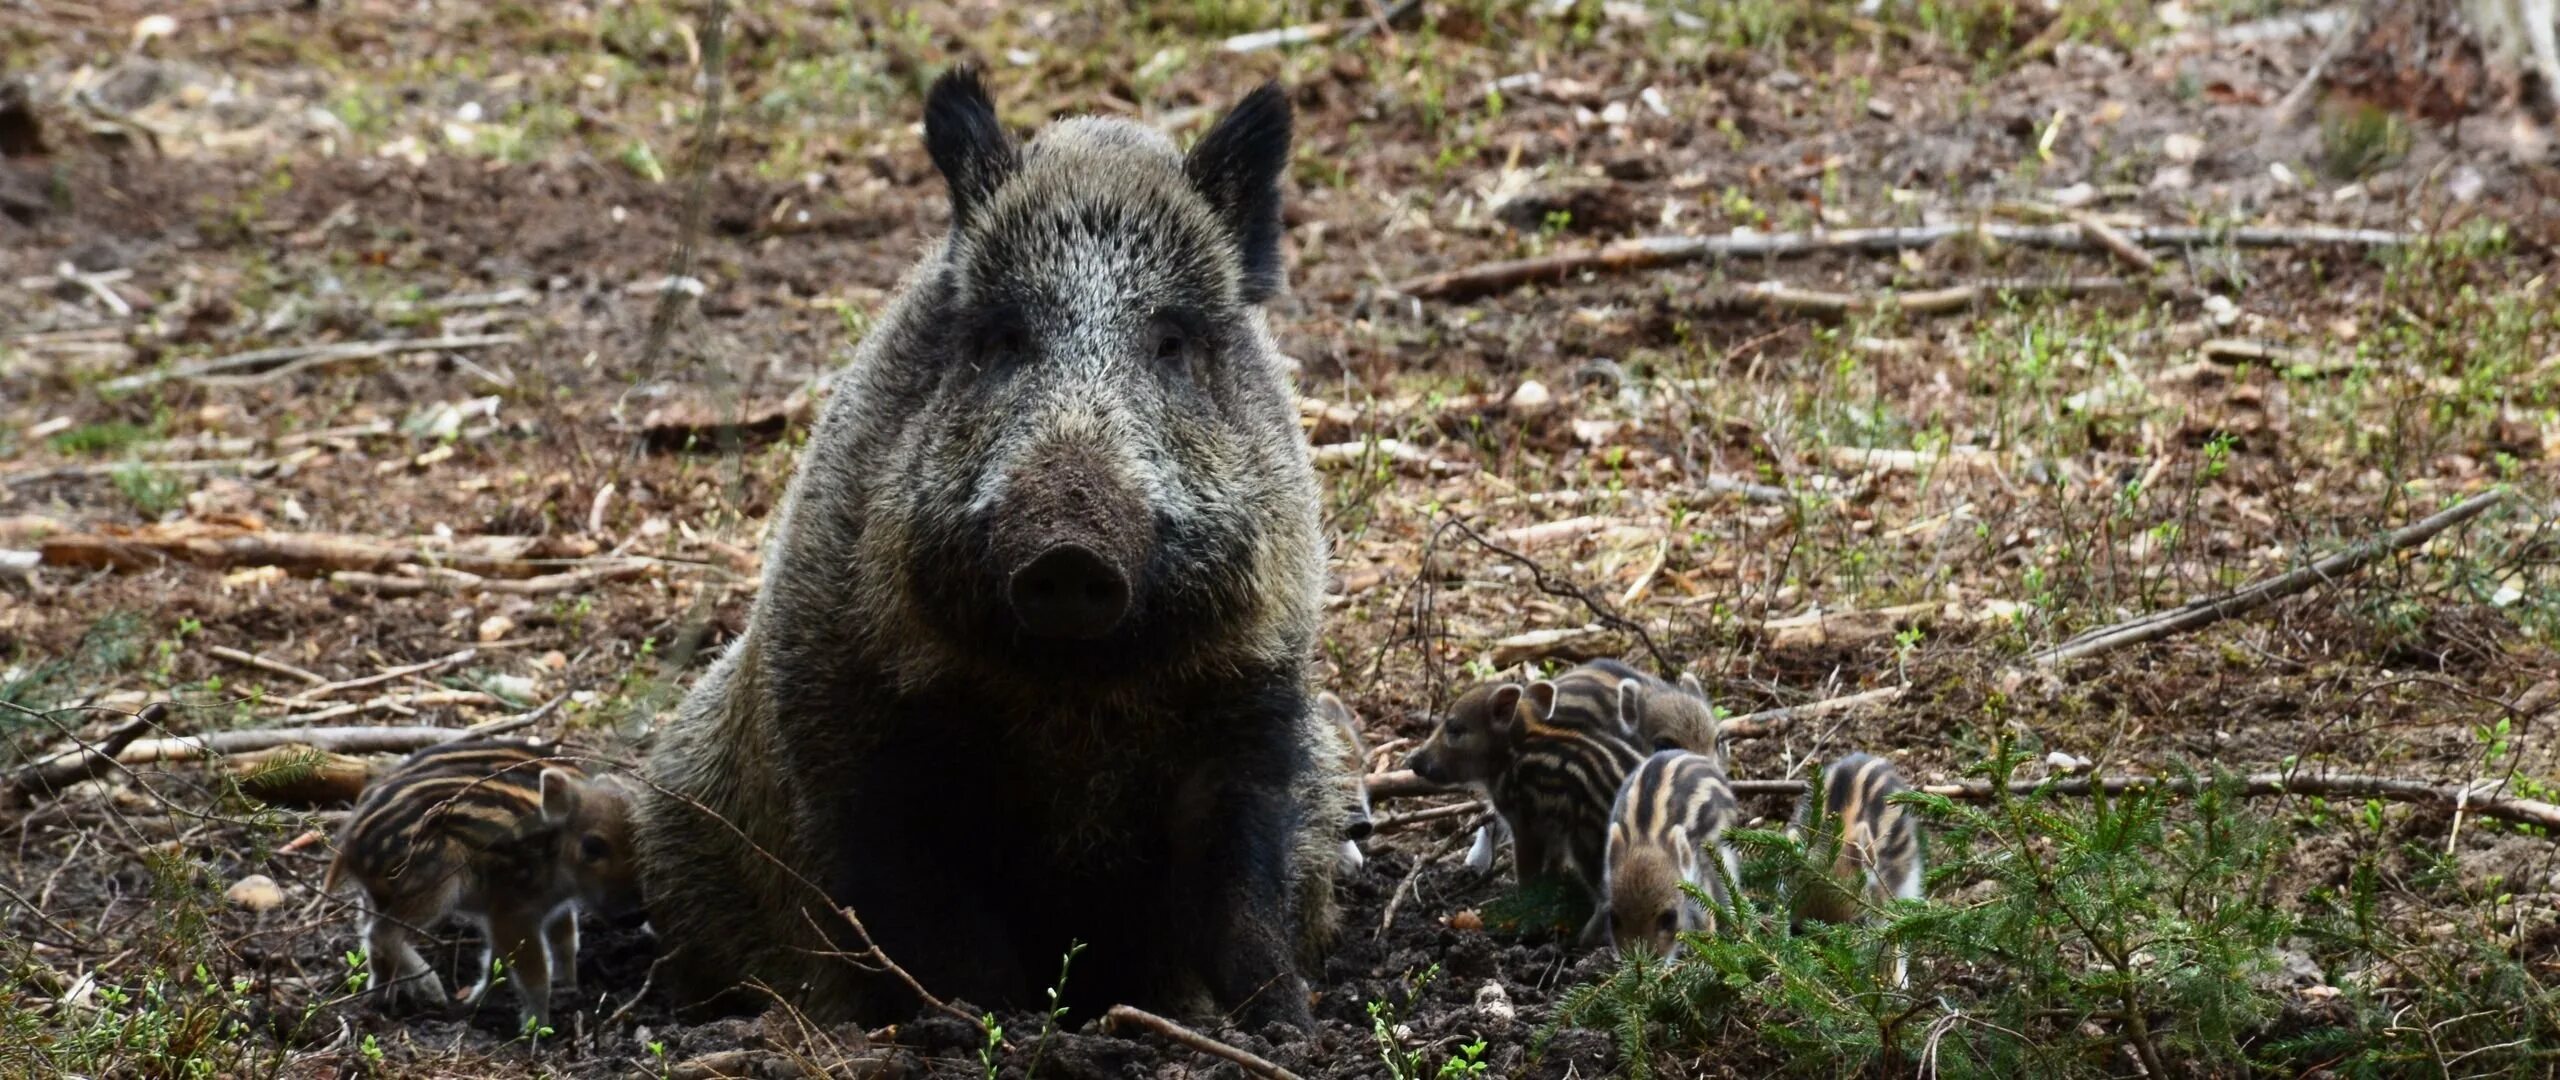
[924,66,1018,233]
[1184,83,1292,304]
[539,768,582,825]
[1526,680,1560,721]
[1486,684,1524,736]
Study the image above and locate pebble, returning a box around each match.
[1475,981,1517,1026]
[226,874,284,913]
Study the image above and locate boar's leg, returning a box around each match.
[817,756,1030,1018]
[1155,691,1314,1032]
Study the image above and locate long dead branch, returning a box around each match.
[1103,1005,1305,1080]
[117,721,515,764]
[2027,489,2507,667]
[98,333,522,393]
[3,703,166,807]
[38,523,603,579]
[1717,277,2135,319]
[1727,771,2560,831]
[1392,222,2416,301]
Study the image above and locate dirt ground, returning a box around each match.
[6,0,2560,1076]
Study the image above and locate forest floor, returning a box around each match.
[5,0,2560,1076]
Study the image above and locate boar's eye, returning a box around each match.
[1656,910,1680,934]
[970,309,1032,365]
[580,835,612,863]
[1145,316,1200,374]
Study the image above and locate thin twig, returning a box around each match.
[2027,489,2506,667]
[207,645,330,687]
[1370,799,1488,834]
[98,333,523,393]
[1391,222,2419,301]
[1103,1005,1305,1080]
[1726,771,2560,831]
[2070,213,2159,274]
[275,690,502,726]
[1378,813,1489,936]
[293,649,478,701]
[1440,516,1678,676]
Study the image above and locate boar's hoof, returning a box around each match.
[1009,543,1130,639]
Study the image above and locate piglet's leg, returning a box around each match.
[484,904,555,1033]
[363,912,444,1012]
[543,907,581,997]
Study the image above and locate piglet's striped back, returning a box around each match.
[324,739,570,892]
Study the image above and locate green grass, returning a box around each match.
[1553,733,2560,1077]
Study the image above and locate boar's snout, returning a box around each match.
[993,442,1148,641]
[1010,543,1129,639]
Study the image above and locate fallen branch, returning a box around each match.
[38,523,602,579]
[1728,770,2560,832]
[228,746,375,806]
[3,704,166,807]
[4,458,278,487]
[1392,223,2417,301]
[118,722,510,764]
[1103,1005,1304,1080]
[99,333,523,393]
[2027,489,2506,667]
[1727,277,2134,319]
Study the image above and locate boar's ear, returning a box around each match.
[1184,82,1291,304]
[924,66,1018,233]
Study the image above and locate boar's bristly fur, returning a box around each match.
[636,71,1329,1031]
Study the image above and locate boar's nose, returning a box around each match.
[1008,542,1131,639]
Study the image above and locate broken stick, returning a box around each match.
[1103,1005,1305,1080]
[1392,222,2414,301]
[2,703,167,807]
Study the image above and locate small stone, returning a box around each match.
[2149,164,2194,192]
[2162,132,2204,162]
[1474,981,1516,1026]
[2050,182,2099,209]
[1866,98,1895,121]
[226,874,284,912]
[2202,293,2241,328]
[538,650,569,672]
[477,614,517,643]
[1509,380,1555,415]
